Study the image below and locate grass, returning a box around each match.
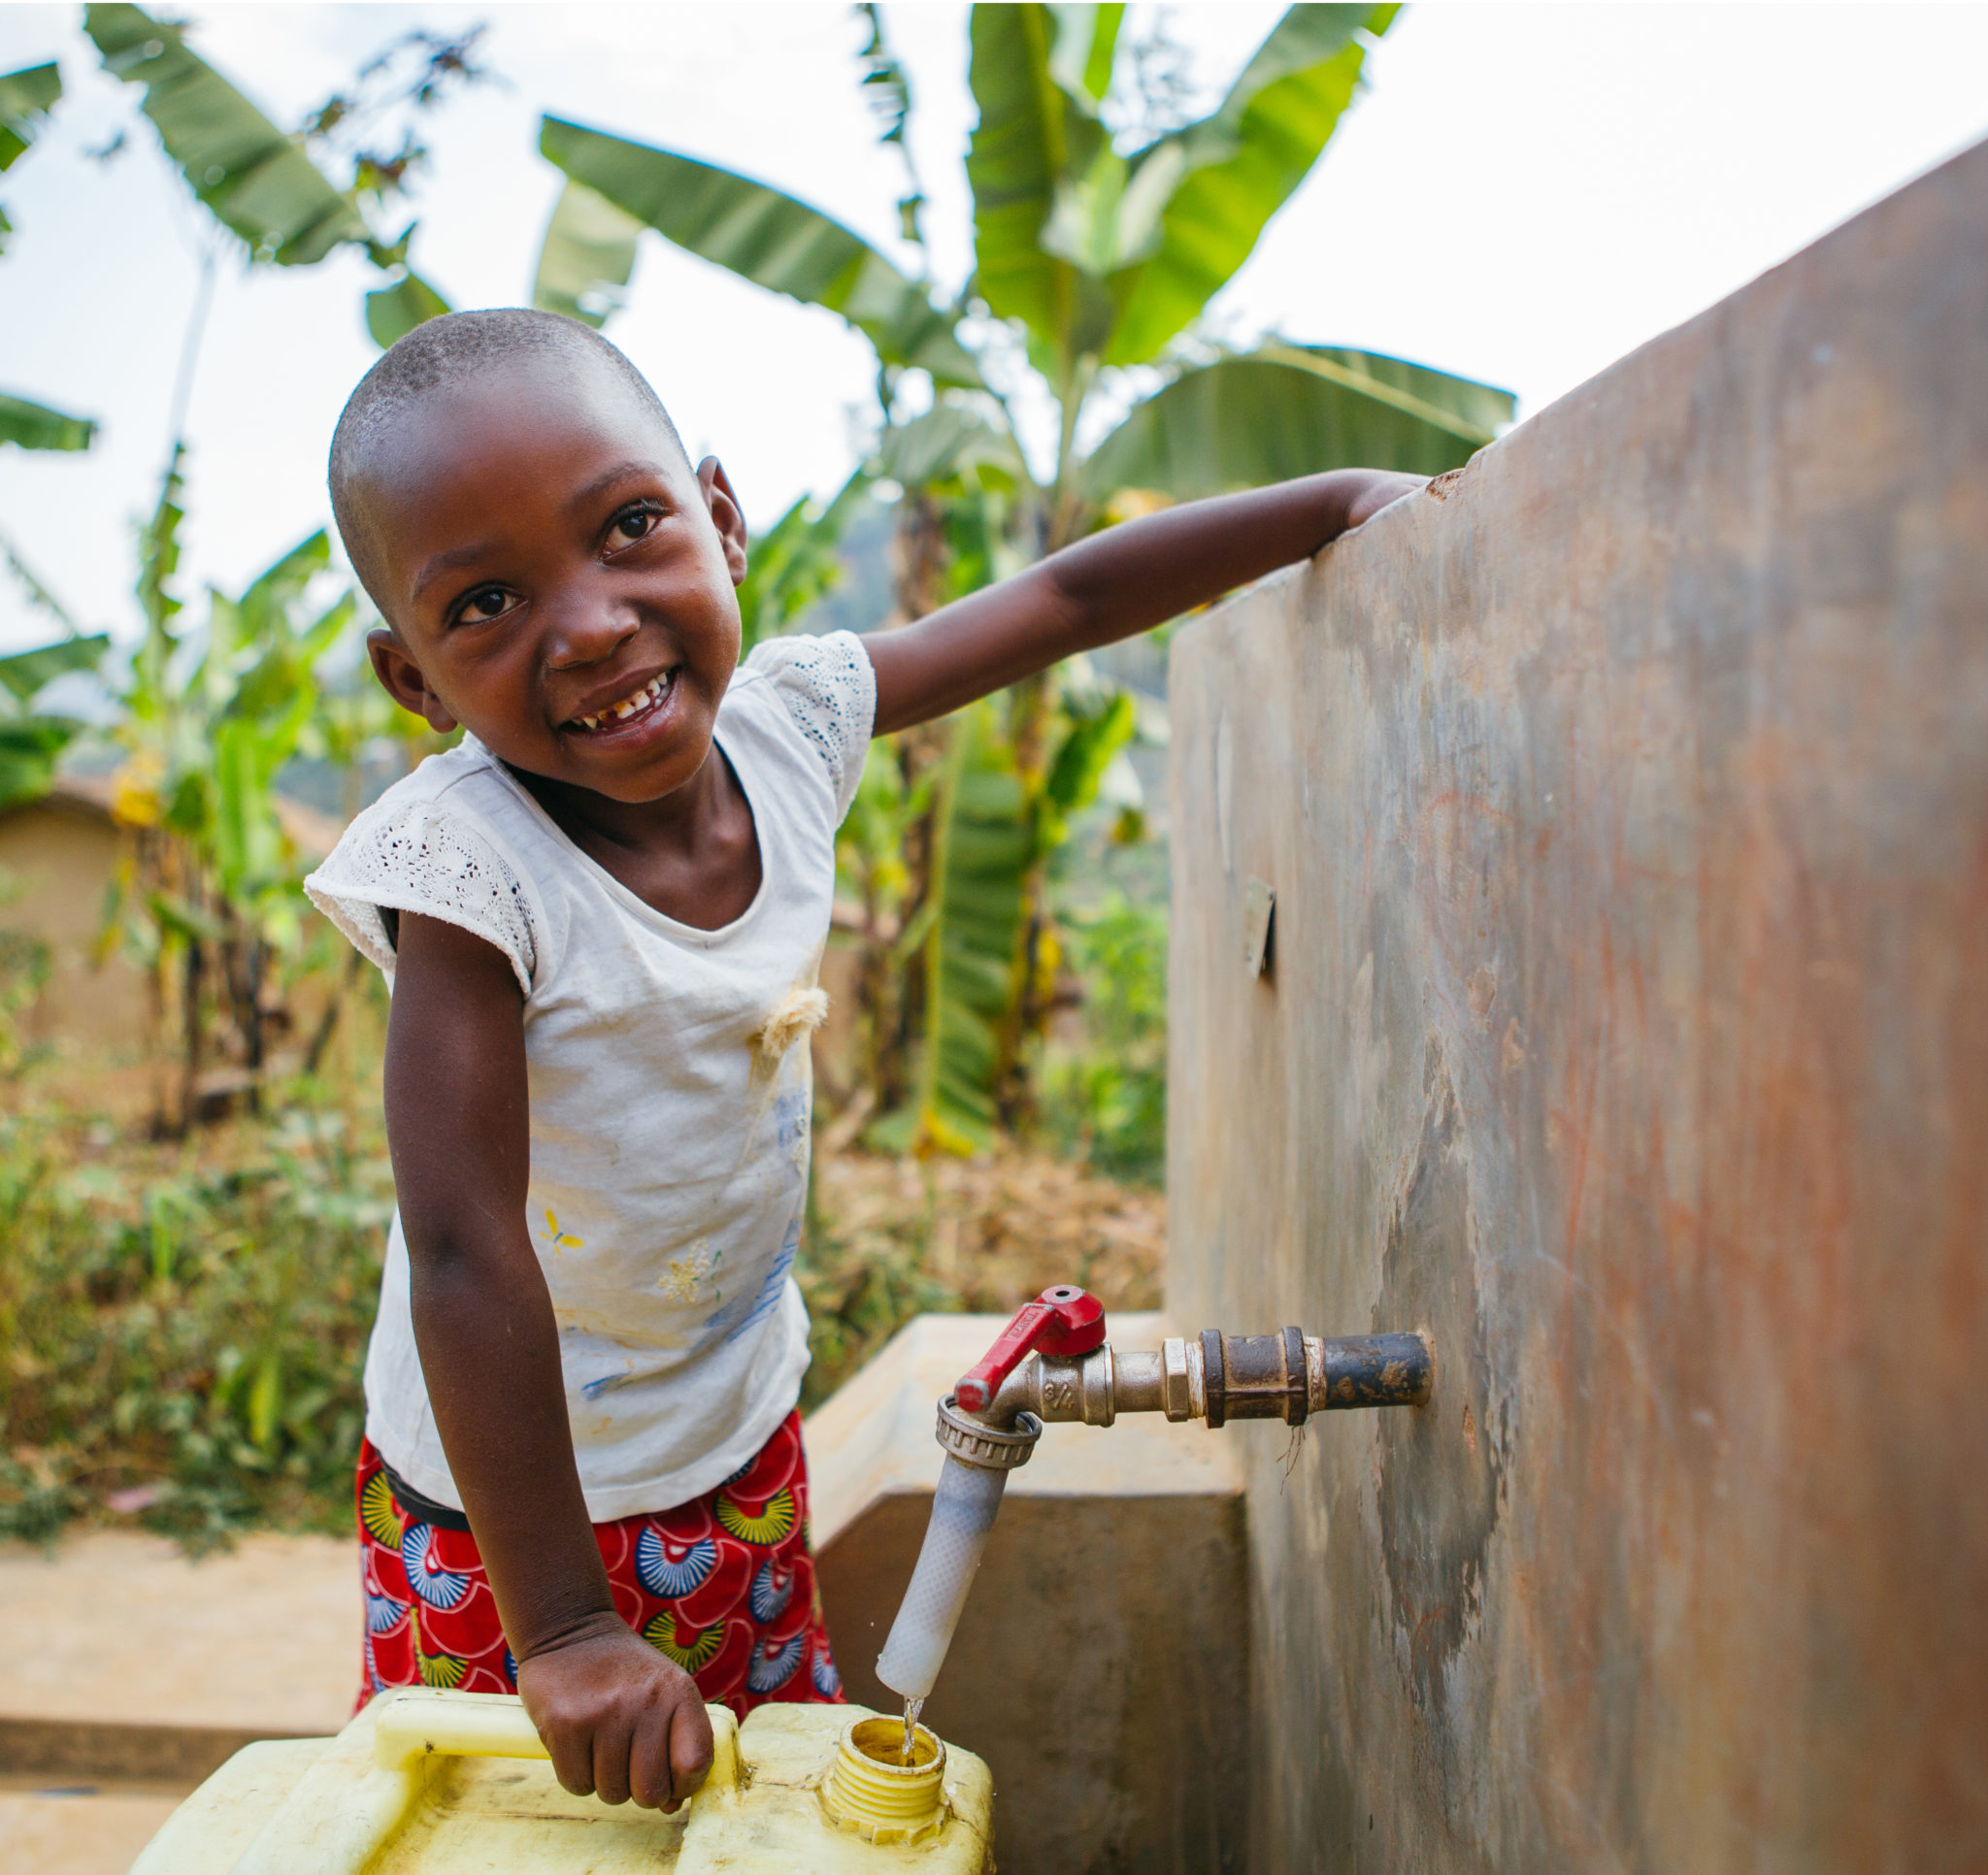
[0,1102,393,1548]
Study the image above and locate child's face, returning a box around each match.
[353,353,748,806]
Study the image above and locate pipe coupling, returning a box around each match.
[935,1393,1043,1470]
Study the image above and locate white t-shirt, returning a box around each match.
[304,631,876,1521]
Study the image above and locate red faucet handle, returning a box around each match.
[956,1285,1107,1414]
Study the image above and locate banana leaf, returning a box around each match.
[0,392,96,452]
[134,445,186,689]
[0,634,110,709]
[873,702,1030,1155]
[1081,346,1513,502]
[1,61,61,172]
[540,116,978,386]
[365,270,450,349]
[532,178,644,329]
[736,473,870,653]
[0,628,106,814]
[1267,342,1517,440]
[877,401,1027,493]
[0,717,75,812]
[964,4,1122,365]
[1101,5,1395,365]
[1044,686,1136,830]
[84,3,365,265]
[0,531,87,634]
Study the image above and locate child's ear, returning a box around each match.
[696,457,750,587]
[367,628,458,734]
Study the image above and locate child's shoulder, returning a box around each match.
[303,737,540,993]
[725,630,876,820]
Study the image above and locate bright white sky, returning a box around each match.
[2,2,1986,651]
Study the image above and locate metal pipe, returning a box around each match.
[981,1330,1432,1431]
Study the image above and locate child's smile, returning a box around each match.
[565,668,677,738]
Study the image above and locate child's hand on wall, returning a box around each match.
[517,1618,715,1812]
[1342,471,1429,529]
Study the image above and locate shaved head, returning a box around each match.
[328,308,687,605]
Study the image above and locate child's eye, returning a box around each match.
[606,504,661,551]
[456,585,514,625]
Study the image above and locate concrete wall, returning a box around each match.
[808,1314,1248,1874]
[1166,142,1988,1872]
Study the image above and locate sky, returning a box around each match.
[2,2,1987,652]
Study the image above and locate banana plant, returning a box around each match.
[1,61,99,448]
[536,2,1514,1152]
[0,57,107,812]
[108,458,359,1129]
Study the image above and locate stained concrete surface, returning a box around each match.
[3,1783,188,1875]
[0,1529,353,1872]
[1168,139,1988,1871]
[810,1313,1248,1874]
[0,1530,356,1742]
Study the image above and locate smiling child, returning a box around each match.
[305,308,1422,1813]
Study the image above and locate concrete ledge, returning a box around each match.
[0,1529,353,1790]
[0,1716,315,1786]
[807,1312,1248,1875]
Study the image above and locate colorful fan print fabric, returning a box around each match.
[354,1411,845,1718]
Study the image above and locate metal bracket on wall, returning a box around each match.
[1243,876,1276,977]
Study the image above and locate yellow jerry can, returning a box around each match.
[129,1688,993,1873]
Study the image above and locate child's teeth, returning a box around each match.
[575,674,670,732]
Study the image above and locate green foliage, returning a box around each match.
[539,115,979,386]
[966,4,1397,374]
[0,392,97,453]
[870,703,1031,1156]
[0,633,110,811]
[1083,345,1514,500]
[0,61,62,175]
[118,493,353,918]
[1098,6,1384,366]
[80,5,481,345]
[365,269,451,349]
[736,476,871,653]
[84,4,368,266]
[531,179,645,329]
[110,464,408,1127]
[1041,887,1167,1184]
[0,1102,393,1547]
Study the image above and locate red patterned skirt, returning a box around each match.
[354,1410,845,1719]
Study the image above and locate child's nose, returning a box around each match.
[542,593,640,669]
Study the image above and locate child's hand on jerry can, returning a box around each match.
[516,1618,716,1813]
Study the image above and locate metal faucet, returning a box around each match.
[940,1283,1434,1463]
[875,1286,1435,1704]
[875,1286,1433,1703]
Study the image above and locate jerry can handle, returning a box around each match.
[372,1686,744,1795]
[225,1691,742,1875]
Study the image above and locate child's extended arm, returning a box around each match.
[865,468,1422,734]
[382,912,712,1811]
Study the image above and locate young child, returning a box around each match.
[305,308,1421,1812]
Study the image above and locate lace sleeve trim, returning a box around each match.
[303,797,538,995]
[744,630,877,819]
